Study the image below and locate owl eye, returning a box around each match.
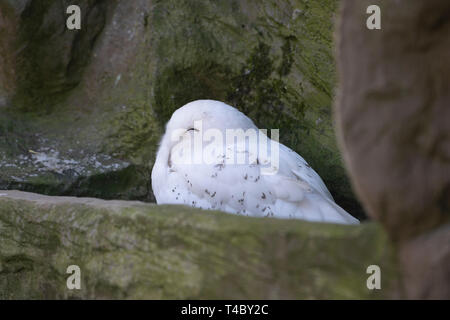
[186,127,198,132]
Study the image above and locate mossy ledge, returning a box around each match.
[0,190,398,299]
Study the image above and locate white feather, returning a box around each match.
[151,100,359,224]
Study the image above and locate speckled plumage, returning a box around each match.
[152,100,359,224]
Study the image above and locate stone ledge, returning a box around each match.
[0,190,398,299]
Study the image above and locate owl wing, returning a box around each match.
[169,134,358,224]
[259,142,359,224]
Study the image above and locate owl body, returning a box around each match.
[152,100,359,224]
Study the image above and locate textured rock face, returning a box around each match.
[0,0,365,219]
[335,0,450,298]
[0,191,397,299]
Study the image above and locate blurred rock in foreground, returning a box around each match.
[335,0,450,298]
[0,190,396,299]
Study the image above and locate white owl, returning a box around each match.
[151,100,359,224]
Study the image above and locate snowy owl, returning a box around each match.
[152,100,359,224]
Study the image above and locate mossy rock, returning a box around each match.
[0,0,365,219]
[0,190,398,299]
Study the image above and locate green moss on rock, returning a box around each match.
[0,191,399,299]
[0,0,365,219]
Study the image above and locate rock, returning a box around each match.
[0,0,156,202]
[398,225,450,299]
[0,0,365,219]
[0,190,397,299]
[335,0,450,298]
